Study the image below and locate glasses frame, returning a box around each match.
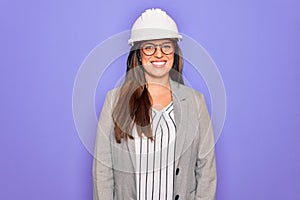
[140,41,175,56]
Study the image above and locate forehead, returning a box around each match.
[141,39,174,45]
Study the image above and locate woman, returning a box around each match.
[93,8,216,200]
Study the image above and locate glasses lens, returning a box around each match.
[161,43,174,55]
[142,44,155,56]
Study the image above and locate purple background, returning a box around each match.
[1,0,299,199]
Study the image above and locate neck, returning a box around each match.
[145,77,171,97]
[145,75,170,89]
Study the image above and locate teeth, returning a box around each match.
[152,61,166,66]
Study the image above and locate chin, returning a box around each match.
[144,70,171,80]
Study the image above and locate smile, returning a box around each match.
[151,61,166,67]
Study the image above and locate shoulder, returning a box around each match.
[105,86,122,99]
[171,80,206,103]
[100,87,122,111]
[179,83,203,96]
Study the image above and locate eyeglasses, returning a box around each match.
[141,42,175,56]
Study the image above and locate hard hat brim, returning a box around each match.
[128,28,182,46]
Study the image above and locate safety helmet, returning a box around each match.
[128,8,182,46]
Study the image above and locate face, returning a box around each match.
[140,39,175,82]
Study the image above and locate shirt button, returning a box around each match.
[175,194,179,200]
[176,168,180,175]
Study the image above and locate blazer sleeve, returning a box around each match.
[195,93,217,200]
[92,90,114,200]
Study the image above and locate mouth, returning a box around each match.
[151,61,167,67]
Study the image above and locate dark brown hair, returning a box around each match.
[112,40,184,143]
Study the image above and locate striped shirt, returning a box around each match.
[134,102,176,200]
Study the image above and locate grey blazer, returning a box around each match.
[93,79,216,200]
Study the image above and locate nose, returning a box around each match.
[154,47,163,58]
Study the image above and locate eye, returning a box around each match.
[143,44,155,50]
[162,44,172,49]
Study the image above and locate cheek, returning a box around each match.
[168,56,175,67]
[140,55,149,65]
[141,58,148,65]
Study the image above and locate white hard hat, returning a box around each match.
[128,8,182,45]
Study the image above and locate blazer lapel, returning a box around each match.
[170,79,188,168]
